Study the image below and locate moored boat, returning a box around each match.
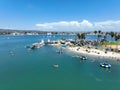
[80,56,87,60]
[53,64,59,68]
[31,39,45,49]
[100,63,111,68]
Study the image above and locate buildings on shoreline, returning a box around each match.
[0,29,77,36]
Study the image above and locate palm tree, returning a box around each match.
[114,34,120,52]
[97,34,101,41]
[77,33,86,40]
[109,32,115,41]
[103,35,107,47]
[98,30,101,34]
[77,33,81,39]
[97,30,102,42]
[93,30,102,46]
[109,32,115,49]
[94,30,97,35]
[114,34,117,51]
[81,33,86,40]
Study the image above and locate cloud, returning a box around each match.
[36,20,120,32]
[94,20,120,31]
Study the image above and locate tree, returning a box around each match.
[109,32,115,49]
[81,33,86,40]
[97,34,101,41]
[98,30,101,34]
[77,33,81,39]
[103,32,109,47]
[77,33,86,40]
[97,30,102,42]
[101,35,107,46]
[109,32,115,41]
[94,30,97,35]
[114,34,120,52]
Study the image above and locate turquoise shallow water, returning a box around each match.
[0,35,120,90]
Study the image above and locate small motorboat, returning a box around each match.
[80,56,87,60]
[53,64,59,68]
[100,63,111,68]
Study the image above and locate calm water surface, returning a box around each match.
[0,35,120,90]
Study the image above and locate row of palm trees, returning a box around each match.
[94,30,105,41]
[77,30,120,52]
[94,30,120,42]
[94,30,120,51]
[77,30,120,43]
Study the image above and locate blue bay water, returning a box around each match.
[0,35,120,90]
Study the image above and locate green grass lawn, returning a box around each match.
[106,42,120,45]
[103,41,120,45]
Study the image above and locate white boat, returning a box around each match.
[80,56,87,60]
[31,39,45,49]
[100,63,111,68]
[53,64,59,68]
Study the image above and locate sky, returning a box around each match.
[0,0,120,31]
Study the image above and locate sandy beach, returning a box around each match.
[50,41,120,60]
[66,46,120,60]
[105,45,120,49]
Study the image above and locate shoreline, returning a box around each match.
[66,46,120,60]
